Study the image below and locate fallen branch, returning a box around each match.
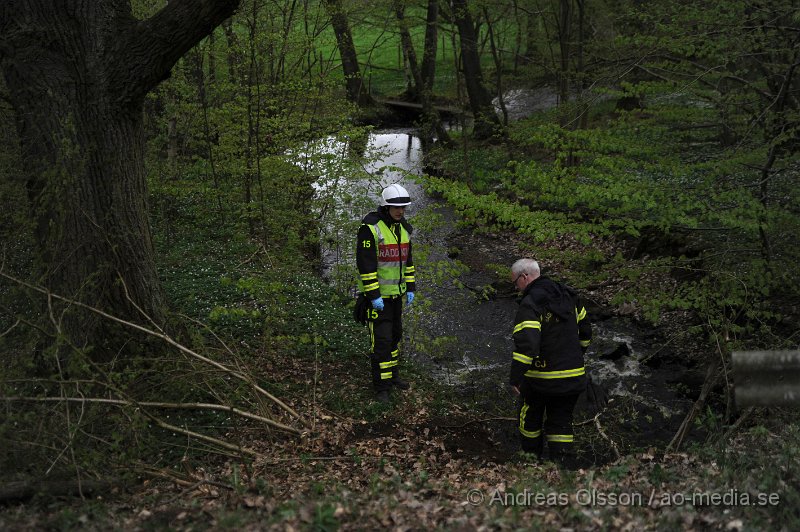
[137,465,234,491]
[667,357,722,452]
[1,318,20,337]
[151,417,261,458]
[592,413,621,460]
[1,396,300,435]
[157,479,208,506]
[0,479,120,503]
[0,271,308,429]
[719,406,755,444]
[440,416,516,429]
[262,455,358,464]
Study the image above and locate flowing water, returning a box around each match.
[313,92,697,459]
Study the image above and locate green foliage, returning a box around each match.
[426,85,799,344]
[690,419,800,528]
[312,502,340,531]
[423,174,583,242]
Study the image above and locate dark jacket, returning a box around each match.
[510,276,592,395]
[356,207,416,300]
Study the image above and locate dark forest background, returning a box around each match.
[1,0,798,528]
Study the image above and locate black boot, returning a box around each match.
[392,378,410,390]
[375,390,390,403]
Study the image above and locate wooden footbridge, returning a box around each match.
[377,98,465,119]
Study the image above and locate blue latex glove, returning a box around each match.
[371,297,384,311]
[406,291,415,306]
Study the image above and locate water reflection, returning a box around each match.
[300,129,428,283]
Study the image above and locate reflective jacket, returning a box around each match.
[356,209,416,299]
[510,276,592,395]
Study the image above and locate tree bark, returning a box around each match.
[576,0,588,129]
[419,0,451,146]
[483,7,508,126]
[524,6,538,63]
[0,0,241,354]
[324,0,374,106]
[451,0,502,139]
[393,0,422,101]
[557,0,572,111]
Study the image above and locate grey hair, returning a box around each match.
[511,258,540,278]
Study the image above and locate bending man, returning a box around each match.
[509,258,592,464]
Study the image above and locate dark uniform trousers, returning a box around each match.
[368,295,403,392]
[518,387,580,460]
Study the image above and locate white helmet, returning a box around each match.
[381,183,412,207]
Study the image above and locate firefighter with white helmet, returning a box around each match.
[356,184,416,403]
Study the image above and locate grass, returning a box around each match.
[269,2,524,100]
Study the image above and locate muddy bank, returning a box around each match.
[407,217,700,464]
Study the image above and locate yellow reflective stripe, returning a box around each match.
[520,428,542,438]
[379,360,398,369]
[547,434,574,443]
[380,372,393,380]
[369,321,375,351]
[524,367,585,379]
[580,340,591,347]
[576,307,586,322]
[513,352,533,365]
[360,272,378,280]
[405,266,415,272]
[404,276,415,282]
[391,349,399,358]
[518,404,542,439]
[363,282,380,291]
[513,321,541,334]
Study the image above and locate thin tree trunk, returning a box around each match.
[757,48,799,265]
[167,115,179,172]
[223,19,241,85]
[512,0,522,73]
[451,0,502,139]
[208,30,218,85]
[193,46,225,222]
[576,0,588,130]
[420,0,451,145]
[557,0,572,112]
[324,0,374,106]
[483,7,508,126]
[394,0,423,101]
[244,0,260,238]
[277,0,299,82]
[524,7,538,62]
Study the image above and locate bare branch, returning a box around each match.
[0,318,20,337]
[0,270,309,429]
[593,413,621,460]
[2,396,301,435]
[153,417,260,457]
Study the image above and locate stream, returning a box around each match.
[313,95,698,462]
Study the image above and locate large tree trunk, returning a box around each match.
[0,0,241,354]
[324,0,374,106]
[451,0,502,139]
